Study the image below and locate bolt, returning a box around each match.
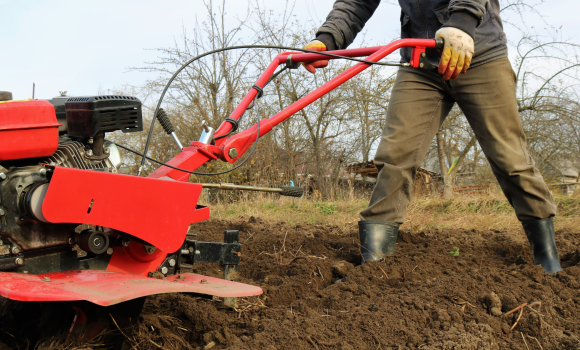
[86,149,93,157]
[195,250,201,255]
[93,237,102,247]
[421,52,426,57]
[42,276,51,282]
[107,248,114,255]
[169,258,176,267]
[122,239,131,247]
[39,168,47,176]
[68,238,73,244]
[228,148,238,159]
[15,258,24,266]
[0,173,6,180]
[11,246,19,255]
[420,63,424,68]
[160,266,168,275]
[0,208,5,216]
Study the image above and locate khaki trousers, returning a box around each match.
[360,57,557,223]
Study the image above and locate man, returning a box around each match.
[303,0,562,273]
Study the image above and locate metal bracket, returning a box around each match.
[418,52,439,72]
[198,120,216,145]
[0,253,24,270]
[285,55,301,69]
[222,230,239,308]
[157,254,178,276]
[180,236,241,266]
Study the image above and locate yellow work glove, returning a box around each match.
[435,27,474,80]
[302,40,329,74]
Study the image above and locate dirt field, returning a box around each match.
[1,216,580,349]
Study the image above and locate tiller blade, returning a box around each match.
[0,270,261,306]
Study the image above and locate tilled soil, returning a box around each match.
[1,216,580,349]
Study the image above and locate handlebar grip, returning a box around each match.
[435,38,444,51]
[280,186,304,197]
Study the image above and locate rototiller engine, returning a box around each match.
[0,38,442,332]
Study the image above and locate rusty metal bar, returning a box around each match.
[201,183,282,193]
[222,230,239,308]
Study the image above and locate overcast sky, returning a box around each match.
[1,0,578,100]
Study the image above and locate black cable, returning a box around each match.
[265,66,289,86]
[138,44,405,177]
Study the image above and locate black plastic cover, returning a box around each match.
[65,95,143,137]
[46,97,68,133]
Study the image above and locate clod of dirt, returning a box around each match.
[433,309,452,330]
[500,293,519,313]
[486,292,503,316]
[148,271,166,280]
[332,260,354,278]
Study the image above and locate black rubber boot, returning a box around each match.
[522,217,563,273]
[359,220,400,264]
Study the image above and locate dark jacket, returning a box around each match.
[316,0,507,68]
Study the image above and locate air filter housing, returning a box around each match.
[65,95,143,137]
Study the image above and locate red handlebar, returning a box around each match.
[149,38,439,181]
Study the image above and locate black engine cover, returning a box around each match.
[65,95,143,137]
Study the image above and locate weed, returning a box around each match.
[206,196,580,229]
[264,202,277,210]
[315,202,337,215]
[450,246,460,257]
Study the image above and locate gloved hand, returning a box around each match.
[435,27,474,80]
[302,40,328,74]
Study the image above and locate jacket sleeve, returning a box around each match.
[315,0,381,50]
[448,0,490,24]
[442,0,490,39]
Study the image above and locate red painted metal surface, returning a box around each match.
[107,244,167,277]
[148,147,215,181]
[0,270,262,306]
[42,167,208,253]
[0,99,60,160]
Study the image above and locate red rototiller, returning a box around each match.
[0,38,441,334]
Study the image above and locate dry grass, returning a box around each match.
[207,192,580,232]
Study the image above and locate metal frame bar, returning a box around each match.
[148,38,438,180]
